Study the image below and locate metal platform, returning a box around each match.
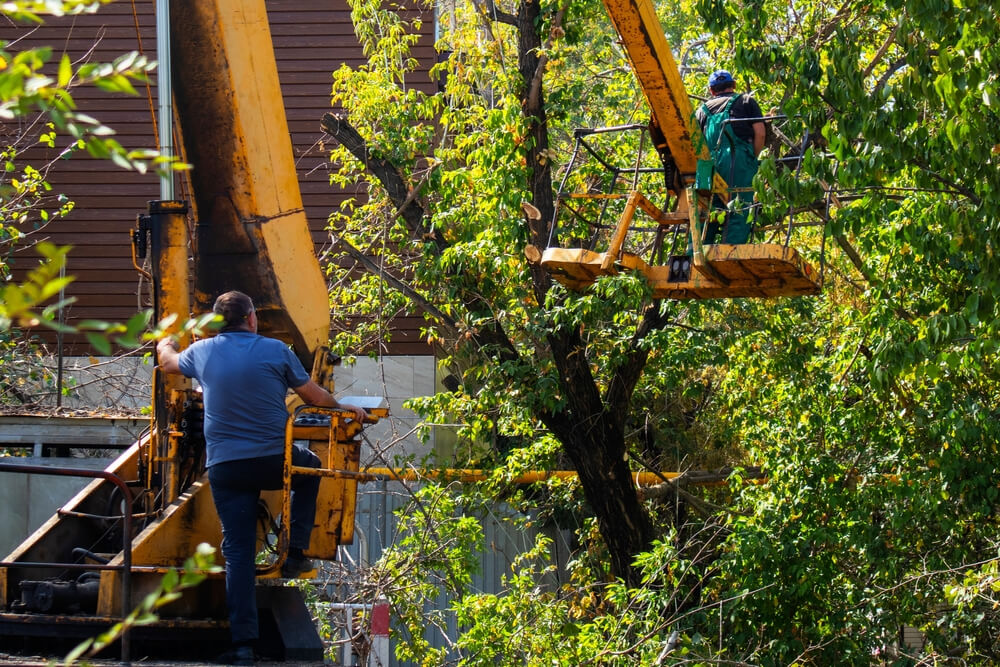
[541,243,821,299]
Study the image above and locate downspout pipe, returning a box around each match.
[156,0,174,200]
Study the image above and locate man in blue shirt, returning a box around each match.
[157,290,365,665]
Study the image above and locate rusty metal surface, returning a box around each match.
[0,612,229,664]
[600,0,706,182]
[647,243,822,298]
[0,585,323,664]
[170,0,330,367]
[147,201,193,508]
[541,244,821,299]
[1,356,387,661]
[0,462,135,661]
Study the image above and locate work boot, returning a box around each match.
[280,554,314,578]
[214,643,254,666]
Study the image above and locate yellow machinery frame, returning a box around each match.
[0,1,387,658]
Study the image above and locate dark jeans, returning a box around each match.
[208,445,321,644]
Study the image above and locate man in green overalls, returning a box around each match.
[695,70,766,244]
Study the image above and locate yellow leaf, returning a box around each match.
[58,54,72,88]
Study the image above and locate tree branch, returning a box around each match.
[322,112,521,364]
[814,0,856,45]
[604,302,668,429]
[321,112,444,252]
[639,467,765,500]
[910,157,982,206]
[526,7,566,111]
[336,238,462,339]
[862,24,899,80]
[476,0,518,26]
[872,56,911,96]
[834,234,876,285]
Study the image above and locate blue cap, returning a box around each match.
[708,70,734,90]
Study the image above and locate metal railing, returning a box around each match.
[0,462,135,662]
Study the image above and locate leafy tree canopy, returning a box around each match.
[325,0,998,661]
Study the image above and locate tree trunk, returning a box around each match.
[569,432,655,585]
[326,0,659,586]
[516,0,557,306]
[545,329,656,585]
[516,0,655,585]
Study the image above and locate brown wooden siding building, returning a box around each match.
[5,1,433,356]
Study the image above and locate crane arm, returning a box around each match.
[600,0,723,194]
[170,0,330,368]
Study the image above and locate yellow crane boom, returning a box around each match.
[170,0,330,367]
[600,0,710,185]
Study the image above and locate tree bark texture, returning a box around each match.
[516,0,557,306]
[546,330,656,585]
[322,1,658,585]
[516,0,655,583]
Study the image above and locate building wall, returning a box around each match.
[6,0,434,356]
[0,457,114,558]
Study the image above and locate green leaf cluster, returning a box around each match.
[331,0,1000,660]
[0,0,192,371]
[375,485,484,665]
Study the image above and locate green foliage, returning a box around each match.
[675,0,1000,660]
[1,1,113,23]
[0,140,75,236]
[0,241,73,331]
[436,522,738,665]
[374,485,483,665]
[0,39,180,175]
[0,238,218,350]
[326,0,639,353]
[327,0,716,476]
[940,559,1000,659]
[333,0,1000,660]
[0,328,65,405]
[452,535,595,664]
[0,0,190,375]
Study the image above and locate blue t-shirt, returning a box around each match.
[178,332,310,467]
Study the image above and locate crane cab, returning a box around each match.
[540,124,822,299]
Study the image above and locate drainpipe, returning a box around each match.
[156,0,174,200]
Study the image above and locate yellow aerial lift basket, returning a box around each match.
[541,0,823,300]
[540,125,824,300]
